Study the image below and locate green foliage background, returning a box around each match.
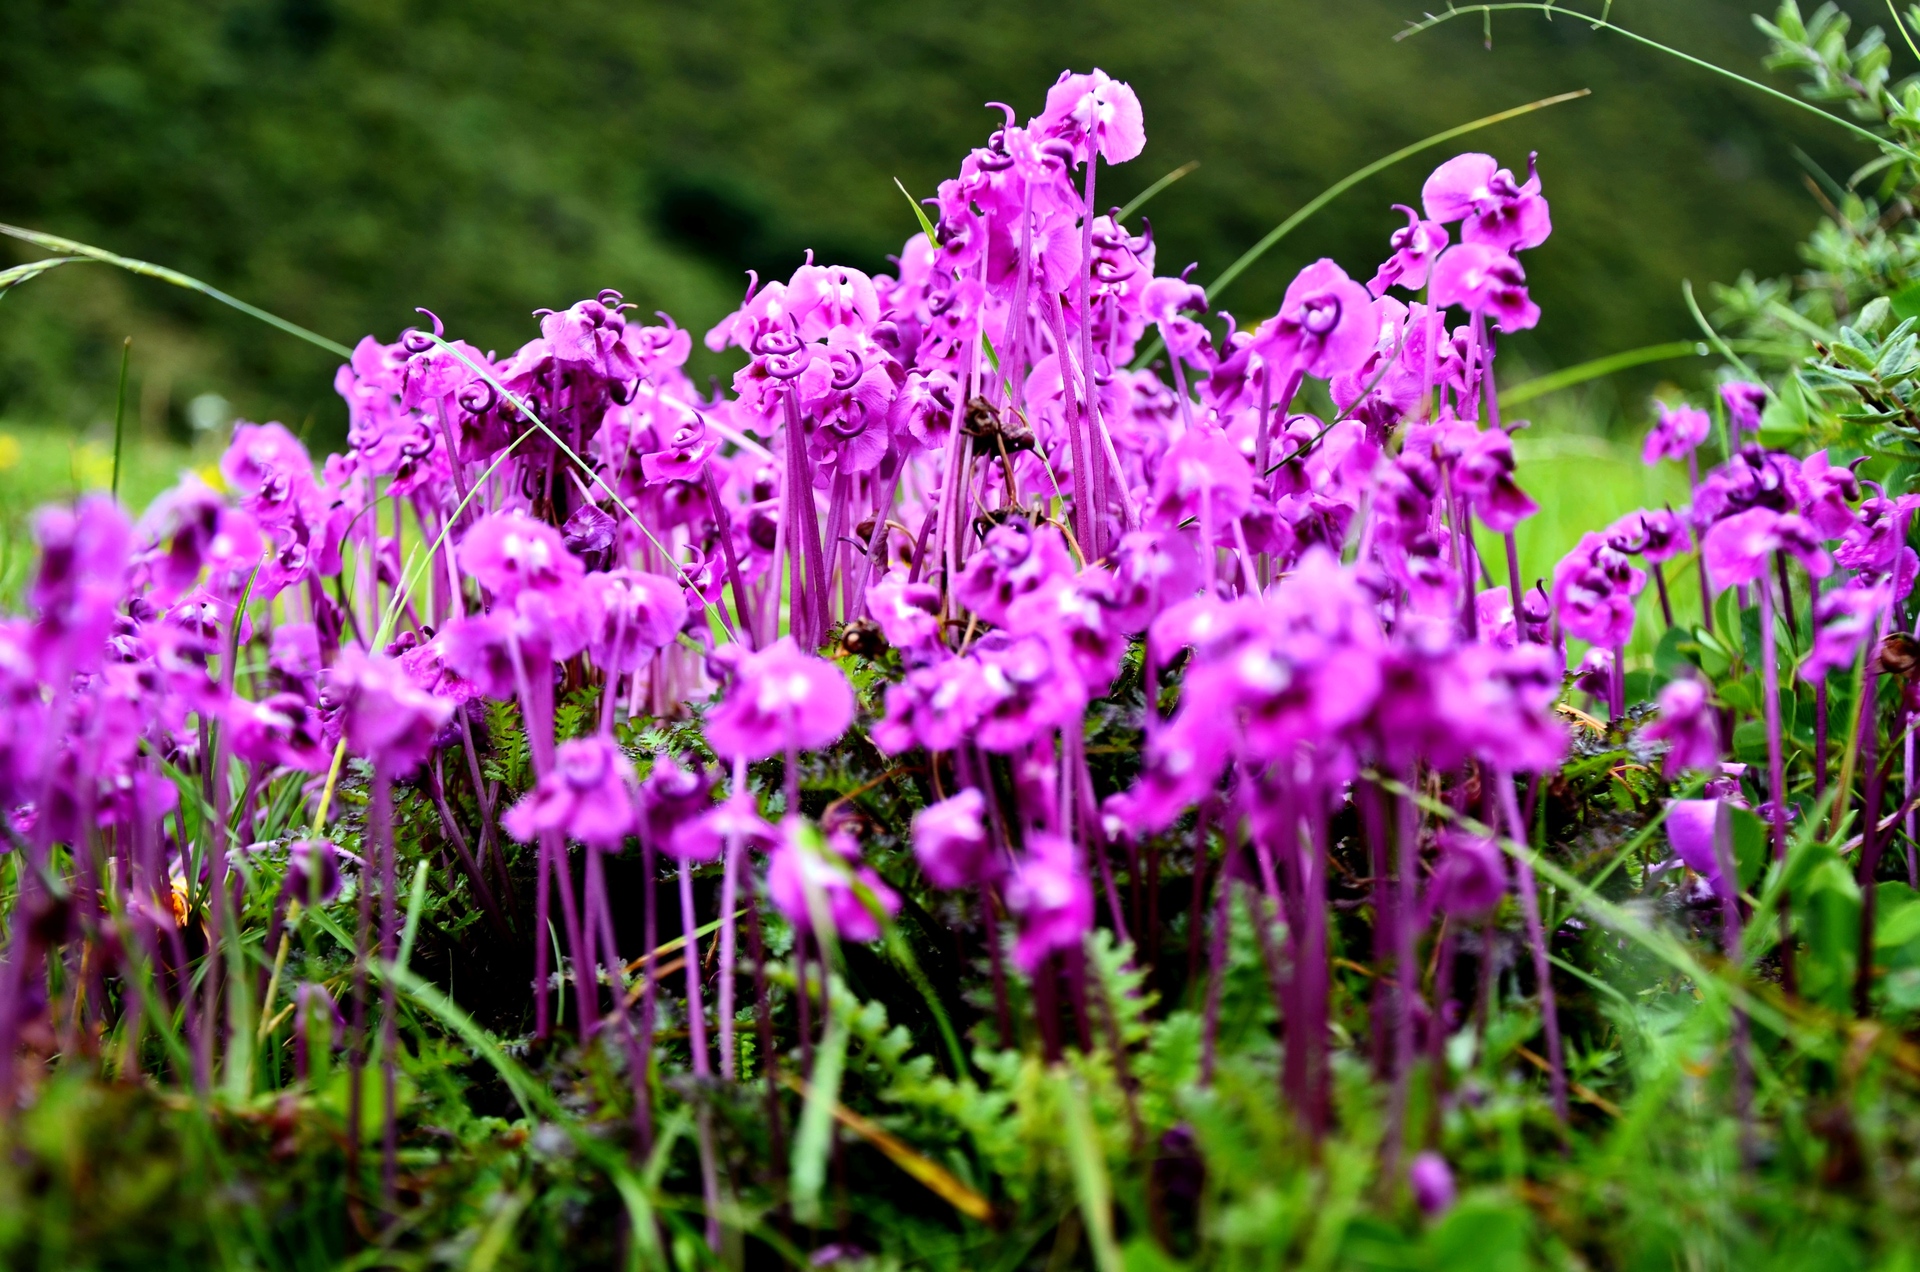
[0,0,1894,449]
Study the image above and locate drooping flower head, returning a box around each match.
[1429,243,1539,333]
[1720,381,1768,435]
[912,788,1003,888]
[1249,259,1375,380]
[1033,68,1146,165]
[705,636,855,761]
[1642,402,1711,466]
[1421,151,1551,253]
[1004,831,1094,972]
[1370,205,1451,297]
[458,511,584,601]
[503,735,636,847]
[765,817,899,943]
[1643,678,1720,775]
[328,647,453,774]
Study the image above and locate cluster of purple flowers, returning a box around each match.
[13,66,1911,1212]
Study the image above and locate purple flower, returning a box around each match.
[668,791,776,864]
[1720,381,1768,435]
[954,522,1076,626]
[221,422,319,527]
[1143,275,1213,362]
[327,647,453,773]
[1107,529,1200,632]
[538,294,642,381]
[1452,426,1536,532]
[1430,829,1508,918]
[1147,428,1253,534]
[1701,507,1830,592]
[1796,451,1861,538]
[785,263,880,341]
[765,818,898,943]
[457,511,584,602]
[1430,642,1568,774]
[912,789,1003,888]
[1250,259,1376,379]
[1034,68,1146,165]
[1429,243,1539,333]
[873,655,990,754]
[974,632,1089,752]
[1408,1152,1457,1218]
[1110,708,1232,832]
[1421,151,1551,253]
[285,838,342,905]
[227,691,329,774]
[134,474,265,605]
[705,636,855,762]
[637,754,715,850]
[503,735,636,848]
[1642,403,1711,466]
[1005,832,1094,972]
[586,569,689,671]
[867,574,944,655]
[1606,508,1690,564]
[1666,798,1730,896]
[1643,679,1720,774]
[1369,205,1451,296]
[1800,582,1889,682]
[1551,532,1644,648]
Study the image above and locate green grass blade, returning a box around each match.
[789,1000,850,1226]
[1499,338,1803,408]
[1133,88,1589,369]
[0,222,354,358]
[397,860,430,972]
[1399,5,1920,162]
[1500,341,1707,408]
[1057,1069,1122,1272]
[110,336,130,501]
[0,254,84,297]
[1202,88,1590,305]
[1115,159,1199,223]
[893,177,941,250]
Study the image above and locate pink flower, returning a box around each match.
[1429,243,1539,333]
[1034,68,1146,165]
[1005,832,1094,972]
[1408,1152,1457,1217]
[873,656,990,754]
[586,569,689,672]
[786,262,880,340]
[1369,205,1450,296]
[1701,507,1830,592]
[1551,532,1645,648]
[912,789,1002,888]
[1720,381,1768,434]
[705,636,855,762]
[328,647,453,773]
[1643,679,1720,774]
[1421,152,1551,253]
[954,522,1076,626]
[457,511,584,602]
[867,574,944,656]
[503,735,636,848]
[1250,259,1375,379]
[1642,403,1711,466]
[765,818,898,943]
[1430,830,1508,918]
[1666,799,1731,897]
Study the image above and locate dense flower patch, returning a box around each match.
[15,9,1920,1266]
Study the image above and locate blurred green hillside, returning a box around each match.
[0,0,1893,450]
